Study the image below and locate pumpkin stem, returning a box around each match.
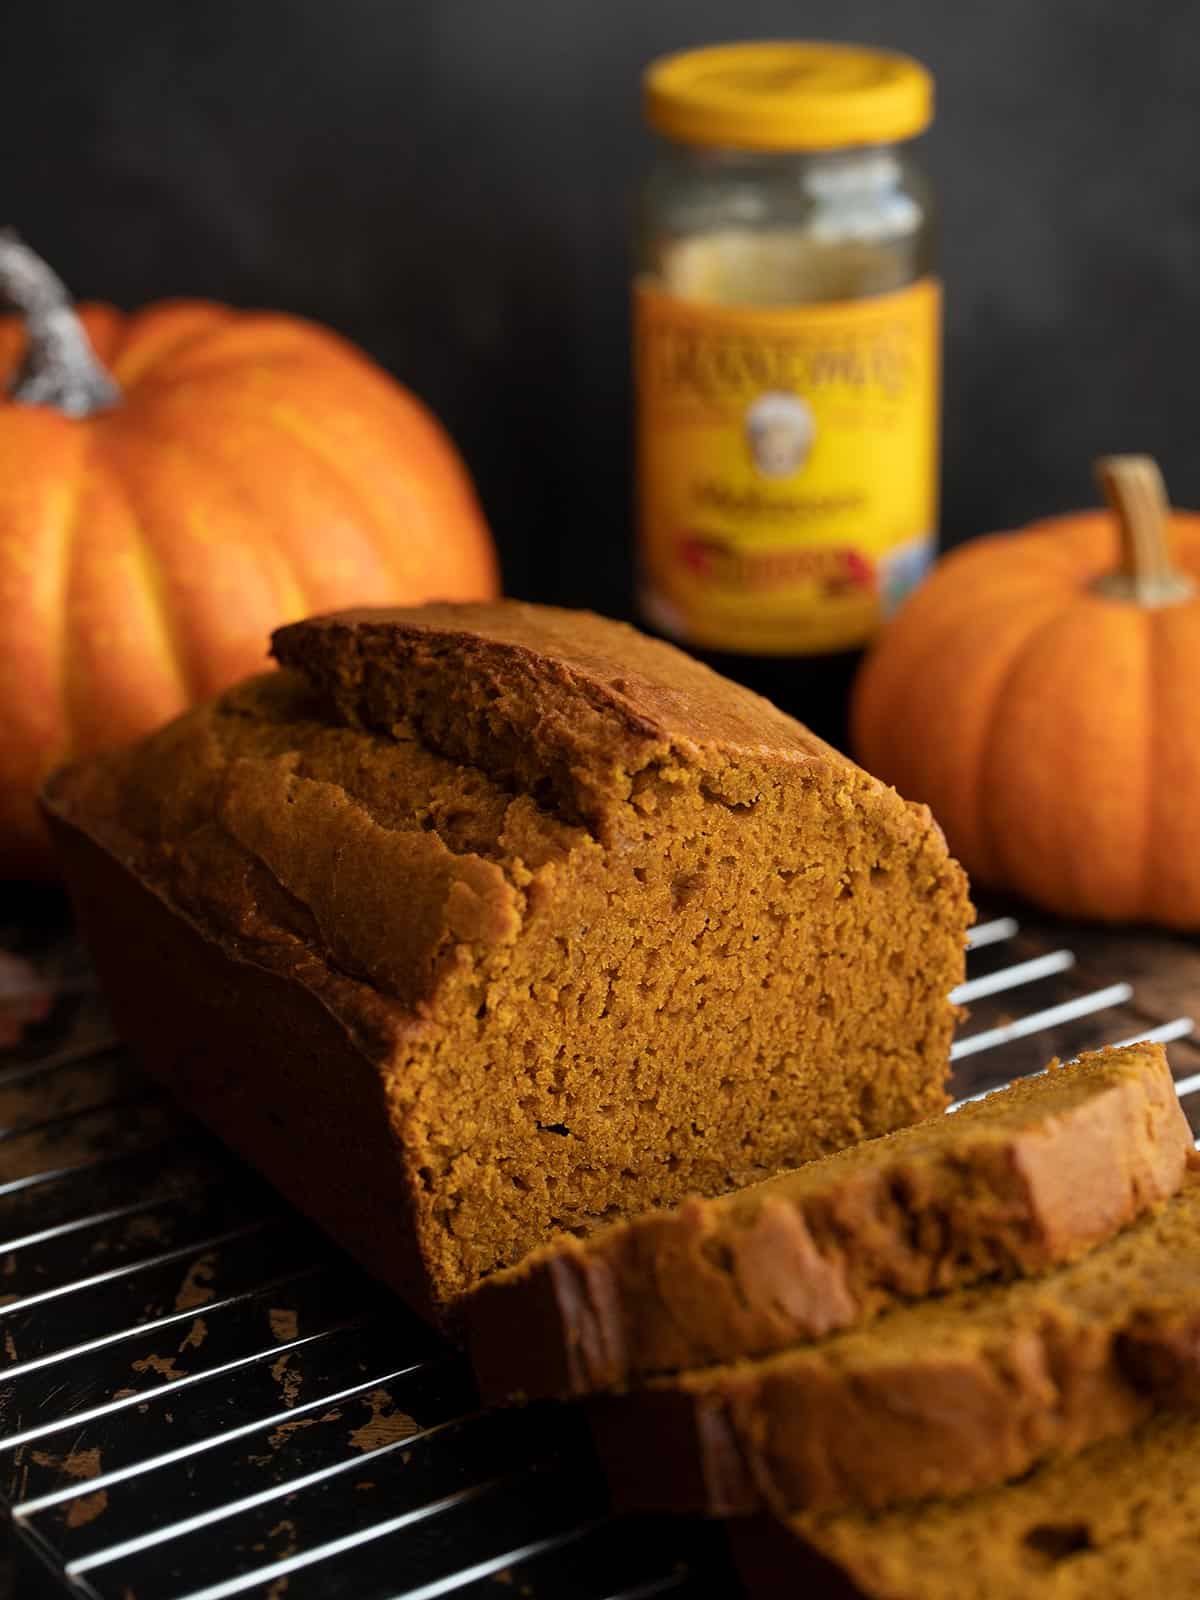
[0,230,119,418]
[1093,455,1195,606]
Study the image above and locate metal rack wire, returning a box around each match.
[1,917,1195,1599]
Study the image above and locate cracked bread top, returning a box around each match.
[271,602,842,830]
[46,602,964,1049]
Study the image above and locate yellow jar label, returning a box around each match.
[635,276,940,655]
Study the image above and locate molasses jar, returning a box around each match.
[634,42,939,747]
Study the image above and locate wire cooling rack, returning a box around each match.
[1,912,1196,1600]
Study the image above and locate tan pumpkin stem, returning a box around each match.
[1093,455,1195,606]
[0,229,119,417]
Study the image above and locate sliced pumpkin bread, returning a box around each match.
[468,1043,1192,1403]
[732,1409,1200,1599]
[587,1170,1200,1518]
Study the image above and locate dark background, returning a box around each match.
[4,0,1198,617]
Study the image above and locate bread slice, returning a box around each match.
[732,1410,1200,1599]
[40,602,970,1321]
[588,1171,1200,1517]
[468,1043,1193,1403]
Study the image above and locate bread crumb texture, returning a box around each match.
[51,602,970,1308]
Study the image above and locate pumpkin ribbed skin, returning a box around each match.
[852,509,1200,928]
[0,301,498,876]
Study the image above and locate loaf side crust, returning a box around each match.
[44,808,441,1319]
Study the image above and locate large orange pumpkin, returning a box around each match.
[0,234,498,877]
[852,457,1200,928]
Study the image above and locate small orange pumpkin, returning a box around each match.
[0,234,498,877]
[852,456,1200,927]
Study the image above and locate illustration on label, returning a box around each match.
[635,277,941,657]
[745,391,815,478]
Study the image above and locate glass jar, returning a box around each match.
[634,42,939,747]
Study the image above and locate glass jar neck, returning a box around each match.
[664,138,902,161]
[661,138,904,172]
[657,139,913,204]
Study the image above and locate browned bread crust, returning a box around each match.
[467,1044,1193,1402]
[43,602,970,1320]
[588,1172,1200,1517]
[732,1409,1200,1599]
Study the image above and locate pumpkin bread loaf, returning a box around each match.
[732,1410,1200,1599]
[588,1170,1200,1517]
[468,1043,1192,1402]
[41,602,970,1321]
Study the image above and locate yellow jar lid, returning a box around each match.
[644,41,933,152]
